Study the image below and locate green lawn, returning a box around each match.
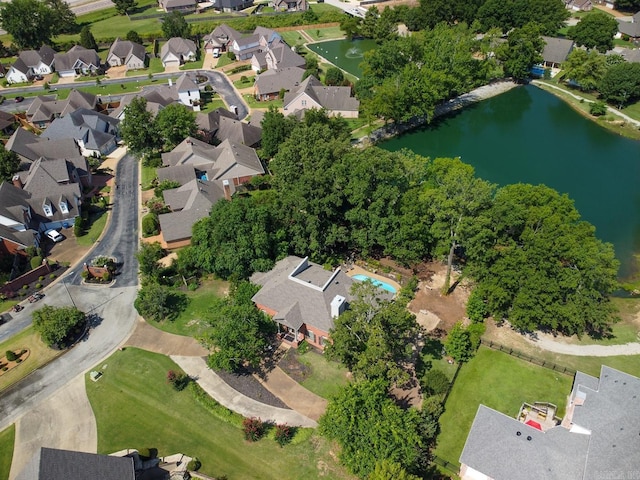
[141,165,157,190]
[215,54,234,69]
[233,75,255,89]
[304,26,345,41]
[280,31,306,47]
[434,347,573,467]
[180,57,205,71]
[297,350,349,399]
[200,92,227,112]
[76,208,108,247]
[0,424,14,480]
[146,277,229,336]
[243,94,282,109]
[86,347,353,480]
[125,58,165,77]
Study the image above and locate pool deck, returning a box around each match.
[346,265,402,292]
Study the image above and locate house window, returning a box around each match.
[43,204,52,217]
[301,100,307,107]
[319,336,327,346]
[306,330,316,343]
[59,201,68,214]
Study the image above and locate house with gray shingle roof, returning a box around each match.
[159,0,197,12]
[251,256,355,350]
[254,66,305,101]
[283,75,360,118]
[106,38,148,70]
[459,365,640,480]
[214,115,262,147]
[617,12,640,40]
[161,37,197,68]
[26,89,98,129]
[54,46,101,78]
[203,24,242,53]
[110,86,179,120]
[5,45,56,84]
[541,36,574,69]
[213,0,253,13]
[42,108,119,156]
[564,0,592,11]
[6,128,82,168]
[196,107,237,142]
[16,447,135,480]
[176,73,201,110]
[271,0,308,10]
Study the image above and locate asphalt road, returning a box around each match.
[0,153,140,432]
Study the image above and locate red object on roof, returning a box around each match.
[526,420,542,431]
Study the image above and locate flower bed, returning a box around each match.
[0,349,30,375]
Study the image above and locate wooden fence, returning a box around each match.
[480,339,576,376]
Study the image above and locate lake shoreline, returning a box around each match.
[359,79,521,146]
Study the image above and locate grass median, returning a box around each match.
[86,347,353,479]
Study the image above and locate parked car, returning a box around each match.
[15,96,24,103]
[11,304,23,312]
[34,74,43,81]
[45,229,63,242]
[213,48,221,58]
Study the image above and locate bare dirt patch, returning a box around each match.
[278,348,311,383]
[407,262,470,333]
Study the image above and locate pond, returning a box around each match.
[381,85,640,279]
[307,38,378,78]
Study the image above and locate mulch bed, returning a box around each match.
[214,368,290,409]
[277,349,311,384]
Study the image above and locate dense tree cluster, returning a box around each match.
[33,305,85,347]
[183,110,619,337]
[567,12,618,53]
[0,0,77,49]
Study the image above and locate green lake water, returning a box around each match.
[307,39,378,78]
[381,85,640,279]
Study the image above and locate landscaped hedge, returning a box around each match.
[142,213,160,237]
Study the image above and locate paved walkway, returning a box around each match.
[532,80,640,128]
[525,333,640,357]
[171,356,318,427]
[253,366,327,421]
[9,374,97,479]
[124,317,209,356]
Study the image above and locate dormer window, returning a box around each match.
[59,200,68,214]
[42,199,53,217]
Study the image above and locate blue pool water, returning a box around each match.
[352,274,397,293]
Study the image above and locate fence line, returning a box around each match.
[480,339,576,376]
[432,456,459,474]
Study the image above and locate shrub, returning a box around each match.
[39,276,44,281]
[297,340,310,354]
[102,271,111,282]
[590,101,607,116]
[466,289,488,323]
[242,417,265,441]
[142,213,160,237]
[74,216,85,237]
[420,368,450,397]
[81,270,90,280]
[167,370,190,391]
[187,457,202,471]
[30,256,43,270]
[2,366,7,371]
[137,448,158,460]
[5,350,17,361]
[35,283,42,289]
[22,284,29,290]
[226,51,235,60]
[274,424,295,447]
[204,84,213,92]
[20,349,26,355]
[16,358,22,363]
[49,274,56,279]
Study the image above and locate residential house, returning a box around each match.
[564,0,592,11]
[176,73,201,111]
[54,46,101,78]
[42,108,120,156]
[0,110,16,135]
[26,89,98,129]
[613,46,640,62]
[271,0,308,11]
[159,0,197,12]
[231,33,262,60]
[158,179,232,248]
[110,87,179,120]
[106,38,148,70]
[255,26,282,49]
[214,115,261,147]
[196,107,237,142]
[541,36,575,69]
[252,40,305,72]
[250,256,355,350]
[617,12,640,41]
[203,24,242,53]
[0,223,39,255]
[459,365,640,480]
[160,37,198,67]
[212,0,253,12]
[16,447,135,480]
[283,75,360,118]
[5,45,56,84]
[6,128,81,168]
[254,66,305,101]
[158,136,264,247]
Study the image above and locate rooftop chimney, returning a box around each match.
[223,179,231,201]
[168,78,173,87]
[331,295,346,318]
[12,174,23,189]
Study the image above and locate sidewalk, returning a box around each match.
[172,355,318,427]
[124,317,208,357]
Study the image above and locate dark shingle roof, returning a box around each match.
[618,16,640,37]
[254,67,304,95]
[541,36,574,65]
[283,75,359,113]
[54,46,100,72]
[16,447,135,480]
[215,116,262,147]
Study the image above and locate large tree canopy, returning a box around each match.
[568,12,618,53]
[119,97,158,157]
[477,0,569,35]
[0,144,20,182]
[559,49,608,91]
[598,62,640,109]
[497,23,545,82]
[155,103,197,151]
[33,305,85,347]
[0,0,57,49]
[162,11,191,39]
[468,183,619,336]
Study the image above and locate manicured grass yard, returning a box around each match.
[304,26,345,41]
[434,347,573,467]
[243,94,283,109]
[125,58,165,77]
[76,209,108,247]
[298,350,349,399]
[0,424,14,480]
[0,327,61,392]
[233,75,255,89]
[141,165,157,190]
[280,31,306,47]
[146,277,229,336]
[180,57,205,71]
[87,348,353,480]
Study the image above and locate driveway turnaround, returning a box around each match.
[9,374,97,479]
[125,318,209,356]
[171,356,318,428]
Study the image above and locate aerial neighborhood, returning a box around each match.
[0,0,639,478]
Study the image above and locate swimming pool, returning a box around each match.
[352,274,397,293]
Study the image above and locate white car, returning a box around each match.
[213,48,221,58]
[45,229,63,242]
